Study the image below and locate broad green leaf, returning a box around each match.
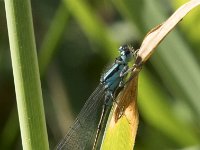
[102,76,139,150]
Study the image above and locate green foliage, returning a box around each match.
[4,0,49,149]
[171,0,200,55]
[138,70,199,146]
[1,0,200,149]
[101,117,133,150]
[39,3,69,75]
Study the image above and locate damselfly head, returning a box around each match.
[119,44,136,62]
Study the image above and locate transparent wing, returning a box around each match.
[56,84,105,150]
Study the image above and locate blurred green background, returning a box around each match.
[1,0,200,149]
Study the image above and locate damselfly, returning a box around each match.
[56,45,139,150]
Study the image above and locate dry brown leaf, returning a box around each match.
[136,0,200,64]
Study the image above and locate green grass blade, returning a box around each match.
[39,3,69,75]
[4,0,49,149]
[138,70,199,146]
[63,0,118,58]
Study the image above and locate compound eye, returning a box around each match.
[125,50,130,56]
[119,44,128,51]
[118,46,123,51]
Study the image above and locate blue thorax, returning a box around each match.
[100,45,134,93]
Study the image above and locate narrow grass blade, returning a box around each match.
[4,0,49,149]
[39,3,69,75]
[63,0,118,58]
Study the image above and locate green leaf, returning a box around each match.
[102,76,139,150]
[4,0,49,149]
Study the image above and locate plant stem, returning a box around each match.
[4,0,49,149]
